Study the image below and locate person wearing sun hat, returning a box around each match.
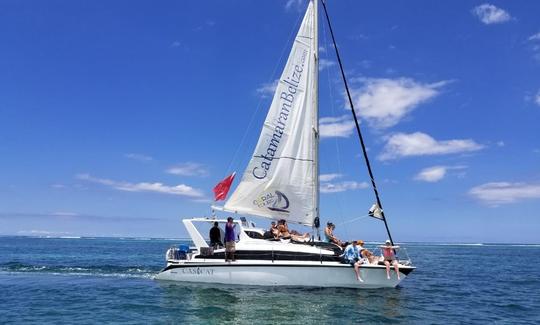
[356,240,365,252]
[379,239,401,280]
[352,240,367,282]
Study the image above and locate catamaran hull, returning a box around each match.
[155,262,414,289]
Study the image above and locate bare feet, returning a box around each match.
[356,276,364,282]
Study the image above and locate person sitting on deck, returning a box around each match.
[340,241,360,264]
[380,239,400,280]
[352,240,372,282]
[360,247,378,265]
[324,222,343,246]
[209,221,223,248]
[263,221,279,239]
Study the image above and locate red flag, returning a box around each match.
[213,172,236,201]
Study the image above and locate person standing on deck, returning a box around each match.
[209,222,223,249]
[224,217,236,262]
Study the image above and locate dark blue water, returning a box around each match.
[1,237,539,324]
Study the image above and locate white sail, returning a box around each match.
[224,1,317,226]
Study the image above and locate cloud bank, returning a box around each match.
[77,174,204,198]
[469,182,540,206]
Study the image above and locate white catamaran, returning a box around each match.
[155,0,415,288]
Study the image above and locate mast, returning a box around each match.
[320,0,395,245]
[312,0,320,238]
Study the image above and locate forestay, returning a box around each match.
[224,2,317,226]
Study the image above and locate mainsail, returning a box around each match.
[224,1,318,226]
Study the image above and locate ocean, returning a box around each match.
[1,236,539,324]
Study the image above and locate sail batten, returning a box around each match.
[224,1,316,226]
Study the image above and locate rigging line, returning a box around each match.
[224,10,305,177]
[336,214,371,226]
[321,0,396,246]
[320,11,347,237]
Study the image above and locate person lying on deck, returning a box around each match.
[277,219,310,242]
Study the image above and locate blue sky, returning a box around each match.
[1,0,539,243]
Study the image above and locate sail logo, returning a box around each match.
[253,190,290,213]
[252,49,308,180]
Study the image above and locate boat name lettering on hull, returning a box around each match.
[181,267,214,276]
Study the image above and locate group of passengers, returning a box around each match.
[210,217,401,280]
[324,221,401,281]
[264,219,310,242]
[340,239,401,281]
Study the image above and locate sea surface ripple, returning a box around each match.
[1,237,539,324]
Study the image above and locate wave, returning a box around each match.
[0,262,159,279]
[431,243,484,246]
[402,242,540,248]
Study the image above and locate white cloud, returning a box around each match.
[256,79,279,98]
[17,229,72,236]
[52,211,79,217]
[320,181,369,193]
[319,115,356,138]
[76,174,204,198]
[414,165,467,183]
[285,0,303,12]
[536,89,540,106]
[166,162,209,177]
[350,78,449,129]
[527,32,540,61]
[193,20,216,32]
[319,59,336,71]
[125,153,154,162]
[379,132,484,160]
[529,32,540,42]
[320,173,343,182]
[469,182,540,206]
[170,41,181,48]
[472,4,511,25]
[496,141,505,147]
[414,166,447,182]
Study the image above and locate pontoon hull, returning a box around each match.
[155,261,414,289]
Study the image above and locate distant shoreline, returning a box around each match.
[0,235,538,246]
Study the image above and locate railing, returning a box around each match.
[372,246,413,266]
[165,245,190,261]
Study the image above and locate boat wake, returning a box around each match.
[0,262,158,279]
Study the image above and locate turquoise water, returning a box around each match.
[1,236,539,324]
